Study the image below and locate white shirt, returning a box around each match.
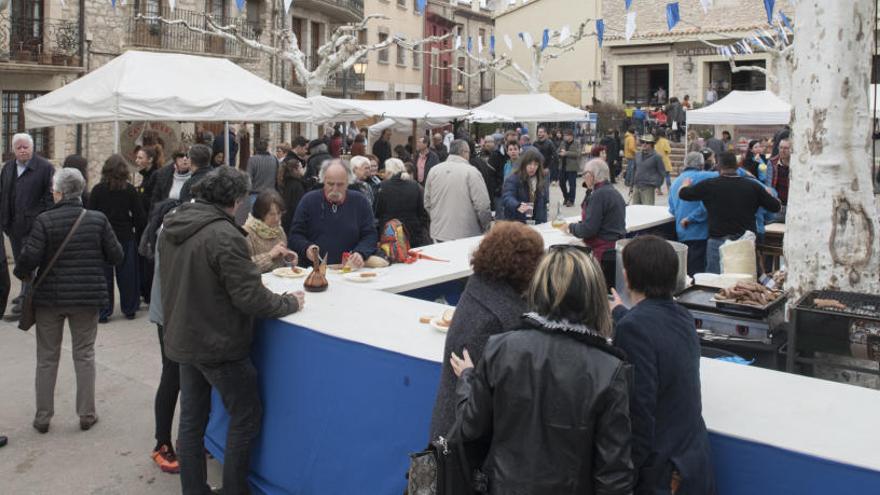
[16,160,27,177]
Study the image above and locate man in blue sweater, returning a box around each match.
[668,151,717,275]
[288,159,378,268]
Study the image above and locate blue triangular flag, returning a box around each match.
[111,0,116,7]
[236,0,245,10]
[417,0,426,14]
[763,0,775,24]
[596,19,605,48]
[467,36,473,53]
[625,0,633,10]
[666,2,680,31]
[490,34,496,54]
[541,29,549,51]
[779,11,792,30]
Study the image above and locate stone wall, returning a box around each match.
[601,0,783,35]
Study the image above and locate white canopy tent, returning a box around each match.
[25,50,313,158]
[469,93,588,123]
[308,96,471,123]
[686,90,791,125]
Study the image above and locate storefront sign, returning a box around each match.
[676,47,719,57]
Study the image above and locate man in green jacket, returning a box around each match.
[558,129,582,207]
[159,166,303,495]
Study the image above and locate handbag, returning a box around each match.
[406,416,486,495]
[19,210,87,331]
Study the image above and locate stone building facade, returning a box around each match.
[598,0,787,107]
[0,0,364,182]
[361,0,423,102]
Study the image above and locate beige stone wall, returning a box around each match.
[493,0,600,105]
[363,0,424,99]
[601,0,780,35]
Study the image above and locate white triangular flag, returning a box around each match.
[284,0,293,14]
[625,12,637,41]
[168,0,175,11]
[504,34,513,50]
[522,31,534,48]
[477,36,483,54]
[699,0,712,13]
[559,25,571,44]
[454,35,462,51]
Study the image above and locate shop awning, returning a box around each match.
[686,90,791,126]
[25,50,313,128]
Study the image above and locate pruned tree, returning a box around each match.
[784,0,880,301]
[422,20,595,95]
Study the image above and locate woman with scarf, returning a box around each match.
[243,189,298,273]
[563,158,626,262]
[501,148,547,224]
[449,245,633,494]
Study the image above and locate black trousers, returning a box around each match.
[154,325,180,447]
[178,358,262,495]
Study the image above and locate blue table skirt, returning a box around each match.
[206,319,880,495]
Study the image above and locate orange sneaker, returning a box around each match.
[151,445,180,474]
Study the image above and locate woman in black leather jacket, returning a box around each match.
[450,246,634,495]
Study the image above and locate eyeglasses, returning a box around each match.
[549,244,593,256]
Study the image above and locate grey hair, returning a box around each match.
[583,158,611,183]
[383,158,411,181]
[12,133,34,149]
[349,155,371,172]
[52,167,86,201]
[684,151,705,170]
[449,139,470,157]
[319,158,355,184]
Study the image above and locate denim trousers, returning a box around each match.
[683,239,708,276]
[706,236,728,274]
[102,238,140,319]
[559,171,578,204]
[624,159,636,186]
[178,358,262,495]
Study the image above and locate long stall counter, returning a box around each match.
[209,275,880,494]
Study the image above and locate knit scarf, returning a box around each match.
[245,214,284,240]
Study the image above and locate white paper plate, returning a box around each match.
[272,267,309,278]
[343,271,380,283]
[429,317,451,333]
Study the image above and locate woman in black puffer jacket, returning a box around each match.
[448,246,634,495]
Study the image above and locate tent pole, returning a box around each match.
[114,121,119,154]
[224,121,230,166]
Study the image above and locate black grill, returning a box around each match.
[797,290,880,321]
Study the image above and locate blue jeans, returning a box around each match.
[706,236,729,274]
[625,159,636,186]
[559,171,578,204]
[178,358,262,495]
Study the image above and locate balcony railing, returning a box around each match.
[127,8,259,59]
[1,16,82,66]
[298,0,364,23]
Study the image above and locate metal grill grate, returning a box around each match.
[798,290,880,320]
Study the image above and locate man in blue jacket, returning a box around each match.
[288,159,378,267]
[668,152,717,275]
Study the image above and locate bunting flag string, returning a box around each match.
[559,25,571,45]
[467,36,473,53]
[416,0,426,14]
[477,35,484,54]
[521,31,534,48]
[699,0,712,13]
[283,0,293,14]
[541,29,550,51]
[596,19,605,48]
[625,11,637,41]
[763,0,775,24]
[454,35,462,51]
[778,11,792,30]
[504,34,513,50]
[666,2,680,31]
[490,34,496,55]
[625,0,633,10]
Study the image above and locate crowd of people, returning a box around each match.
[0,112,789,492]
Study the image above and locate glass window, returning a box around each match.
[397,44,406,66]
[2,92,51,162]
[621,64,669,106]
[378,32,389,63]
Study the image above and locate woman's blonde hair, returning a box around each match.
[527,247,612,337]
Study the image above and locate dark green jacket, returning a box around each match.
[159,201,299,364]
